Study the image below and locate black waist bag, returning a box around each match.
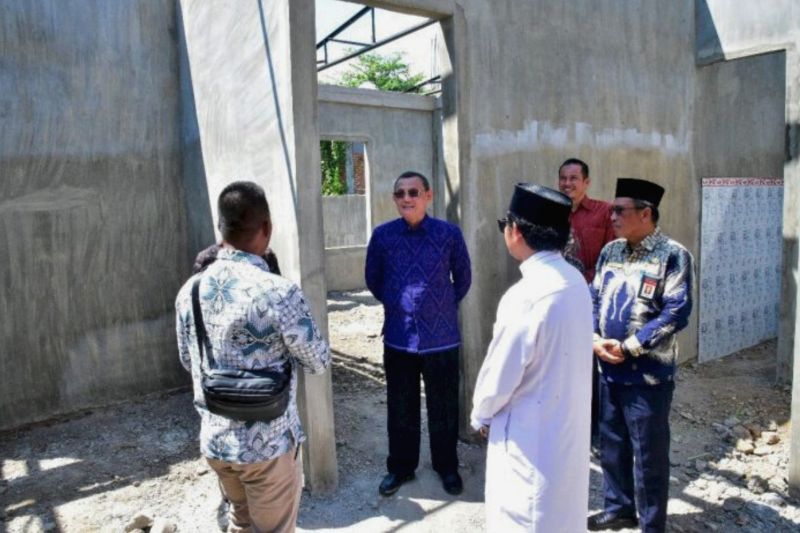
[192,277,291,422]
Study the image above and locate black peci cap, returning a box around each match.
[507,183,571,230]
[615,178,665,207]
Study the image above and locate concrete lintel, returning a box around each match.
[336,0,452,19]
[697,43,794,67]
[318,84,439,112]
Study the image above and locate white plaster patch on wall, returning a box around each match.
[474,120,690,158]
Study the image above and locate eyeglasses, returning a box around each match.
[497,218,508,233]
[393,188,421,199]
[610,205,644,216]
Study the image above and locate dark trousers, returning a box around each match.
[591,356,600,442]
[383,345,459,477]
[599,377,674,533]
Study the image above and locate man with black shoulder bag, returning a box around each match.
[176,181,330,533]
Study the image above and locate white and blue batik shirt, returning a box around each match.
[175,248,330,463]
[591,228,694,386]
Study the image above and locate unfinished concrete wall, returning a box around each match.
[318,85,437,228]
[695,0,800,490]
[435,0,701,422]
[322,195,367,291]
[0,0,188,429]
[697,0,800,379]
[694,53,786,361]
[318,85,436,292]
[322,195,367,248]
[694,53,786,178]
[178,0,337,492]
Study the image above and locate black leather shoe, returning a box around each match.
[440,472,463,495]
[379,472,415,496]
[587,511,638,531]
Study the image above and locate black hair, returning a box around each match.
[634,199,659,223]
[394,171,430,191]
[217,181,271,244]
[508,213,569,251]
[558,158,589,179]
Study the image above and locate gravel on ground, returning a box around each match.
[1,290,798,532]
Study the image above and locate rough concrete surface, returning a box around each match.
[318,85,437,229]
[0,0,188,430]
[2,291,800,532]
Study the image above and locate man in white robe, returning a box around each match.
[471,183,594,532]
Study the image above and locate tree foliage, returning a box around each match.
[321,53,425,196]
[320,140,348,196]
[340,52,425,93]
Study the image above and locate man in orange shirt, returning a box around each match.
[558,158,615,447]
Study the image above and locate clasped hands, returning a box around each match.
[593,338,625,364]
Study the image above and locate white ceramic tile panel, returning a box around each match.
[699,178,783,362]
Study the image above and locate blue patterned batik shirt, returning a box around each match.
[591,228,694,386]
[365,215,472,354]
[175,248,330,463]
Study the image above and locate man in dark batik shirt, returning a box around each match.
[365,171,472,497]
[193,243,281,276]
[588,178,693,533]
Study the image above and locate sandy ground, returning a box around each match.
[1,290,799,532]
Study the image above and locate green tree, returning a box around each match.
[321,53,425,196]
[320,140,348,196]
[340,52,425,93]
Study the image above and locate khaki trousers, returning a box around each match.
[207,449,303,533]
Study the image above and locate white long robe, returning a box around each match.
[471,251,593,532]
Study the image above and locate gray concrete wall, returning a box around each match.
[322,195,367,248]
[325,247,368,292]
[0,0,188,430]
[695,0,800,490]
[178,0,337,492]
[317,86,437,293]
[318,85,437,229]
[322,195,367,292]
[694,53,786,179]
[694,52,786,360]
[436,0,701,419]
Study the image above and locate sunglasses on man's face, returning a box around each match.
[610,205,644,216]
[393,188,421,199]
[497,218,508,233]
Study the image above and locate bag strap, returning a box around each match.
[191,277,215,370]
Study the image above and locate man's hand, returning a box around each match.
[593,339,625,364]
[479,425,489,438]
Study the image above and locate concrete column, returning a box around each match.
[178,0,337,493]
[781,51,800,494]
[438,10,483,436]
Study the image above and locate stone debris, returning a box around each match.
[762,431,780,445]
[731,425,752,441]
[753,446,772,457]
[744,424,762,439]
[124,513,153,532]
[736,439,755,454]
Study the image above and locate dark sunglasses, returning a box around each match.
[393,188,421,199]
[610,205,644,216]
[497,217,508,233]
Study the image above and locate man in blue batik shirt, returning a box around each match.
[365,171,472,497]
[176,181,330,533]
[588,178,694,533]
